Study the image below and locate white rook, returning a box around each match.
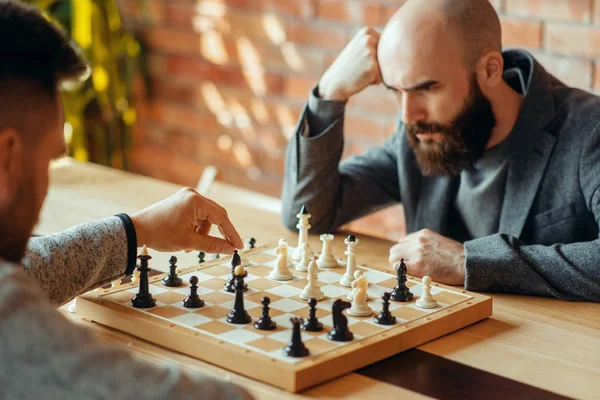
[316,234,338,269]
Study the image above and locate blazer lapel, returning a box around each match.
[498,54,558,238]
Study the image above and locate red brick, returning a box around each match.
[206,0,316,19]
[545,23,600,58]
[317,0,380,26]
[500,16,543,48]
[533,53,592,89]
[506,0,591,23]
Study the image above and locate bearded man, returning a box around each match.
[282,0,600,302]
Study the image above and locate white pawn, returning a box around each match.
[296,242,313,272]
[347,270,370,301]
[339,235,359,287]
[316,234,338,269]
[269,240,294,281]
[292,206,311,262]
[416,276,438,309]
[300,258,325,300]
[347,273,372,317]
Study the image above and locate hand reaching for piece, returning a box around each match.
[388,229,466,285]
[130,188,244,254]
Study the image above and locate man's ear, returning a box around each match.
[0,129,23,208]
[477,51,504,88]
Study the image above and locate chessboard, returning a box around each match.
[76,242,492,393]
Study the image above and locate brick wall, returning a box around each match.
[117,0,600,241]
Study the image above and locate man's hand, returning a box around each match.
[318,27,381,102]
[130,188,244,254]
[388,229,466,285]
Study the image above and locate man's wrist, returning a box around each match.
[114,213,138,276]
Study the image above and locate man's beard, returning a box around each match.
[406,75,497,177]
[0,178,40,263]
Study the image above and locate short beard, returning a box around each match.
[406,75,496,177]
[0,180,38,263]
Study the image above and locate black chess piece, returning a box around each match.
[327,299,353,342]
[198,252,206,263]
[248,237,256,249]
[302,298,323,332]
[390,258,414,302]
[213,253,221,260]
[224,250,247,293]
[162,256,183,287]
[131,250,156,309]
[254,297,276,330]
[183,276,205,308]
[374,292,397,325]
[226,267,251,324]
[284,317,310,358]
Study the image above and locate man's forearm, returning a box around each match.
[22,216,136,306]
[464,234,600,301]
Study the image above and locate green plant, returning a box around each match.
[21,0,142,169]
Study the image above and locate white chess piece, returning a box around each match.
[339,235,359,287]
[269,240,294,281]
[416,276,438,309]
[292,206,311,261]
[316,234,338,269]
[300,258,325,300]
[347,270,370,301]
[278,238,292,268]
[296,242,313,272]
[347,274,372,316]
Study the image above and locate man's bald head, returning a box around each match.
[382,0,501,70]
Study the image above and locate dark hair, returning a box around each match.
[0,0,89,95]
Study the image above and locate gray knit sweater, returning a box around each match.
[0,217,252,400]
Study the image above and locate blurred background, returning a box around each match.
[27,0,600,240]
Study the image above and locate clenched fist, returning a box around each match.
[130,188,244,254]
[318,27,382,102]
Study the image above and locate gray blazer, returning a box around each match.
[281,50,600,302]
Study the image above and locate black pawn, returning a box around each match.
[302,298,323,332]
[285,317,310,358]
[131,251,156,309]
[213,253,221,260]
[162,256,183,287]
[226,268,251,324]
[224,250,247,293]
[248,237,256,249]
[374,292,396,325]
[328,299,353,342]
[390,258,413,302]
[254,297,276,330]
[183,276,205,308]
[198,252,206,263]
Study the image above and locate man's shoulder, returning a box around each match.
[549,83,600,134]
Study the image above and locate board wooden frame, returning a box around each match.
[76,244,493,392]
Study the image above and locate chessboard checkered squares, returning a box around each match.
[320,284,350,299]
[219,328,264,344]
[265,284,303,298]
[178,271,217,283]
[220,299,261,311]
[195,320,238,334]
[362,269,393,284]
[317,271,345,284]
[269,298,306,313]
[169,311,213,327]
[171,285,214,298]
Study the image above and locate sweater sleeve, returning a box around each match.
[21,216,134,306]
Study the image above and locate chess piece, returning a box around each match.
[111,277,122,288]
[213,253,221,260]
[374,292,396,325]
[295,242,313,272]
[198,251,206,263]
[340,235,359,287]
[347,270,370,301]
[284,317,310,358]
[278,238,292,268]
[226,265,252,324]
[292,205,311,262]
[328,299,353,342]
[225,250,247,292]
[162,256,183,287]
[347,273,372,317]
[183,276,205,308]
[302,298,323,332]
[130,265,141,285]
[300,258,325,300]
[416,276,439,309]
[316,234,337,269]
[248,237,256,249]
[254,297,276,330]
[390,259,414,302]
[269,240,294,281]
[131,245,156,308]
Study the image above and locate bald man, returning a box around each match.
[281,0,600,302]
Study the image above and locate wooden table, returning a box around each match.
[39,158,600,399]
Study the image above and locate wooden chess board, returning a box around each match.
[76,242,493,392]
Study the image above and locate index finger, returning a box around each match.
[194,196,244,249]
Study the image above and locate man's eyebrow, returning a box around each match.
[383,80,440,93]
